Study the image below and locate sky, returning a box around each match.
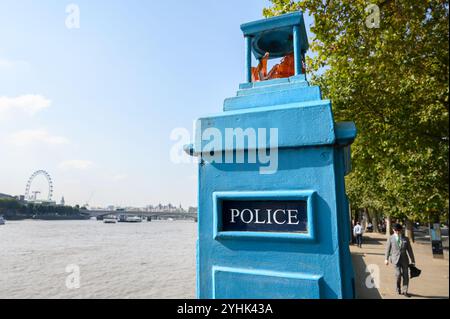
[0,0,314,208]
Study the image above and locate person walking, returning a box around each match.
[385,224,416,297]
[353,222,363,248]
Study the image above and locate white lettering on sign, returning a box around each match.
[254,209,265,224]
[288,210,300,225]
[274,209,285,225]
[227,208,301,226]
[230,209,240,223]
[241,209,254,224]
[222,200,308,233]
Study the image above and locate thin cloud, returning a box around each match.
[0,57,28,69]
[59,160,94,170]
[0,94,51,118]
[112,174,129,181]
[7,129,69,147]
[0,58,15,68]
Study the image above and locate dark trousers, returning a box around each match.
[395,262,410,293]
[356,234,363,247]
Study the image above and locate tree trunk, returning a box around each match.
[372,210,380,233]
[349,203,355,245]
[354,209,359,224]
[405,218,415,243]
[386,215,392,236]
[362,208,369,232]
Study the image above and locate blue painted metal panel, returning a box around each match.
[213,266,322,299]
[195,100,336,153]
[237,81,309,97]
[225,85,321,111]
[336,122,357,146]
[195,146,354,299]
[238,75,308,91]
[241,12,305,36]
[245,36,252,83]
[240,11,309,59]
[293,25,303,75]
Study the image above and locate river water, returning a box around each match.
[0,220,197,299]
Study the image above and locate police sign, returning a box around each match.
[221,200,308,233]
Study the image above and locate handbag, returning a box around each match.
[409,265,422,279]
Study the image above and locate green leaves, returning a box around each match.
[265,0,449,222]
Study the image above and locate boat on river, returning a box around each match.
[104,215,118,224]
[118,215,142,223]
[125,216,142,223]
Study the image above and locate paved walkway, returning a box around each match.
[351,232,449,299]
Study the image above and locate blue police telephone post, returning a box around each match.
[186,12,357,299]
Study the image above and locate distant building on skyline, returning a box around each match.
[0,193,14,200]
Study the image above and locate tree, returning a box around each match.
[264,0,449,227]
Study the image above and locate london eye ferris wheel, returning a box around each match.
[24,170,53,202]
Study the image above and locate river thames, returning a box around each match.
[0,220,197,299]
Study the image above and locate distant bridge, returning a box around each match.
[83,210,197,221]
